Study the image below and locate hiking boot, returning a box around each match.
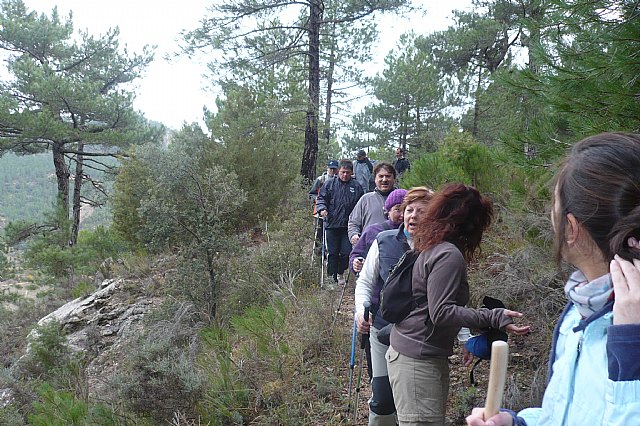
[324,279,336,291]
[337,273,346,286]
[323,274,338,290]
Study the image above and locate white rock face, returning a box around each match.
[30,277,162,398]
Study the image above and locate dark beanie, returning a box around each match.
[384,189,408,212]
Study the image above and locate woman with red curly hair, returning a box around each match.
[386,183,530,426]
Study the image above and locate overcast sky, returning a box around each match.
[23,0,471,130]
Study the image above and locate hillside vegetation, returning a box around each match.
[0,154,56,225]
[0,154,112,230]
[1,0,639,425]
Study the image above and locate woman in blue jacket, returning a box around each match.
[467,132,640,426]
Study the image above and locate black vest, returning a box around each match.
[372,226,410,328]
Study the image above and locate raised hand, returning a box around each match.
[610,254,640,325]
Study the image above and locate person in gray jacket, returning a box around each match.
[348,162,396,246]
[354,149,374,193]
[309,160,338,254]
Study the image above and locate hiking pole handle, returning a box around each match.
[484,340,509,420]
[360,304,370,349]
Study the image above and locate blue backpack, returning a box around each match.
[464,296,508,385]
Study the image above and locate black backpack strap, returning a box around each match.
[469,358,483,387]
[413,295,427,308]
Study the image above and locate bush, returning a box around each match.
[110,302,205,422]
[111,149,154,250]
[401,150,467,190]
[0,248,9,277]
[197,326,248,425]
[403,131,506,194]
[166,246,239,321]
[220,197,318,319]
[232,302,292,381]
[0,404,25,426]
[21,321,72,377]
[206,84,303,226]
[24,226,127,278]
[28,383,118,426]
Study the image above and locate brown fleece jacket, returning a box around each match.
[390,241,512,359]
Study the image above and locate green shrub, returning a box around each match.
[70,280,94,299]
[449,386,479,425]
[206,84,303,226]
[23,321,71,376]
[111,302,205,422]
[402,131,508,198]
[28,382,118,426]
[232,302,292,381]
[0,250,9,277]
[401,151,467,190]
[24,226,127,278]
[0,404,25,426]
[111,150,153,250]
[197,326,248,425]
[220,201,318,319]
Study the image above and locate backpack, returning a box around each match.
[379,250,425,324]
[464,295,508,385]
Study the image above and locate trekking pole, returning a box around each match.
[331,258,359,332]
[346,315,357,414]
[319,219,326,288]
[310,215,318,267]
[353,303,370,425]
[484,341,509,420]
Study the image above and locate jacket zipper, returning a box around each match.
[561,332,583,425]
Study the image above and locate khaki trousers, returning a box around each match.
[386,345,449,426]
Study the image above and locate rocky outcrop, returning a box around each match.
[34,277,163,398]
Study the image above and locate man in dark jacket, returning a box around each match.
[316,159,363,288]
[393,147,410,180]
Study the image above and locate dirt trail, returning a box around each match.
[330,274,372,425]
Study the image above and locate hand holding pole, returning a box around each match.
[361,304,370,348]
[484,340,509,420]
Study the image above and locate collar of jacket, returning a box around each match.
[573,299,614,332]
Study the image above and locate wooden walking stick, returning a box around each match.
[484,340,509,420]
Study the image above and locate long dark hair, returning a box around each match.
[413,183,493,261]
[553,132,640,262]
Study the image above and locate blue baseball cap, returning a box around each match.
[327,160,339,169]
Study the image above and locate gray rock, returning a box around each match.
[0,387,13,408]
[27,277,163,399]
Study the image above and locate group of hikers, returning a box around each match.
[308,133,640,426]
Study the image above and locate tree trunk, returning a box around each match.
[52,141,70,220]
[323,22,336,147]
[301,0,323,183]
[401,99,409,149]
[472,66,482,138]
[412,106,420,151]
[526,0,544,74]
[70,142,84,246]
